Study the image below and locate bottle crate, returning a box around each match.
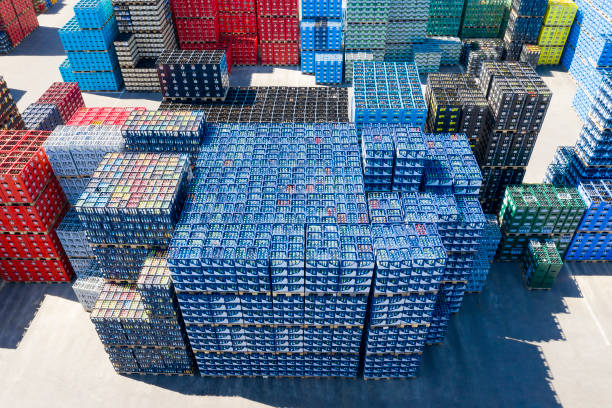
[460,0,506,38]
[300,19,343,50]
[478,165,526,214]
[522,239,563,288]
[36,82,84,124]
[426,296,451,343]
[426,36,462,66]
[222,34,258,65]
[365,325,428,355]
[504,9,543,43]
[520,43,541,67]
[174,18,220,43]
[156,49,229,100]
[66,107,145,126]
[412,43,442,74]
[217,0,255,12]
[565,231,612,261]
[346,0,389,23]
[0,256,73,281]
[363,353,422,379]
[66,47,120,72]
[260,42,299,65]
[345,23,387,49]
[0,223,68,259]
[538,45,564,66]
[0,130,54,204]
[56,208,95,258]
[538,26,571,46]
[427,16,462,37]
[122,110,205,158]
[257,0,298,16]
[179,41,233,73]
[0,76,25,130]
[0,32,13,54]
[575,180,612,232]
[461,38,504,77]
[59,59,77,83]
[512,0,548,17]
[59,16,118,52]
[74,0,114,29]
[58,177,90,205]
[218,11,257,35]
[21,103,63,131]
[73,276,105,311]
[314,51,343,84]
[258,15,299,42]
[300,50,314,73]
[170,0,218,18]
[301,0,341,19]
[542,0,577,26]
[44,125,125,177]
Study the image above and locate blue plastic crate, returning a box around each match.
[74,0,114,29]
[59,58,77,82]
[59,16,119,51]
[21,103,63,131]
[67,47,119,71]
[314,51,343,84]
[72,69,123,91]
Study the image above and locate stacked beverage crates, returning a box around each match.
[427,0,463,36]
[122,110,205,160]
[520,43,541,67]
[521,239,564,289]
[258,0,299,65]
[36,82,85,124]
[351,62,427,131]
[43,125,125,204]
[412,43,441,74]
[564,180,612,260]
[0,130,72,282]
[56,209,99,277]
[467,214,501,292]
[77,153,195,374]
[72,276,105,311]
[536,0,577,65]
[562,0,612,122]
[21,103,63,131]
[477,61,552,214]
[217,0,258,65]
[0,76,24,130]
[344,50,380,83]
[0,0,38,50]
[425,73,490,154]
[461,39,505,77]
[59,0,123,91]
[460,0,506,38]
[381,0,429,63]
[66,106,144,126]
[156,50,229,101]
[159,87,350,122]
[496,184,586,261]
[425,36,462,66]
[300,0,343,84]
[111,0,178,92]
[503,0,547,61]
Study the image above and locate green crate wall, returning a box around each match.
[460,0,506,38]
[521,239,564,289]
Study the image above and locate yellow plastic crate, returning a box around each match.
[538,26,571,46]
[538,45,564,64]
[543,0,578,27]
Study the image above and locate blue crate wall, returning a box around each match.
[352,61,427,130]
[21,103,63,131]
[56,208,100,278]
[74,0,114,29]
[59,59,77,82]
[314,52,343,84]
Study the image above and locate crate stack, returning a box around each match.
[382,0,430,65]
[66,106,144,126]
[412,43,441,74]
[425,36,462,66]
[476,61,552,214]
[345,50,382,84]
[0,76,24,130]
[300,0,343,84]
[535,0,576,65]
[168,123,368,377]
[0,130,72,282]
[76,152,195,374]
[351,62,427,131]
[558,180,612,261]
[36,82,85,124]
[20,104,63,131]
[159,87,350,122]
[496,184,586,261]
[461,39,505,77]
[427,0,464,36]
[520,43,541,67]
[460,0,506,38]
[468,214,501,292]
[425,73,491,154]
[122,110,205,160]
[156,49,230,102]
[545,74,612,186]
[72,276,105,310]
[170,0,225,60]
[258,0,299,65]
[502,0,547,61]
[562,0,612,123]
[0,0,39,52]
[521,239,564,289]
[43,125,125,204]
[216,0,258,65]
[58,0,122,91]
[56,208,99,276]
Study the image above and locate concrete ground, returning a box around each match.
[1,3,611,408]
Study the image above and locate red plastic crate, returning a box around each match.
[0,0,17,26]
[170,0,218,18]
[222,34,257,65]
[10,0,31,15]
[4,17,24,46]
[180,41,233,73]
[18,7,37,37]
[219,11,257,35]
[66,107,146,126]
[258,15,299,42]
[260,42,299,65]
[0,230,67,258]
[0,177,67,232]
[36,82,84,123]
[0,256,73,282]
[217,0,255,12]
[0,130,54,204]
[175,17,220,43]
[256,0,298,16]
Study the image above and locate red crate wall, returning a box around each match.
[0,0,38,47]
[258,16,299,42]
[219,11,257,35]
[260,42,298,65]
[36,82,84,123]
[217,0,255,12]
[257,0,299,65]
[170,0,218,18]
[0,130,72,282]
[174,17,220,43]
[256,0,298,16]
[222,34,257,65]
[67,107,146,126]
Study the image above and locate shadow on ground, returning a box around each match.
[126,262,579,408]
[564,261,612,276]
[536,66,568,78]
[0,282,75,349]
[9,26,64,56]
[8,88,26,103]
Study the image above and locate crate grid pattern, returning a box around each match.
[521,239,563,289]
[536,0,577,65]
[0,76,25,130]
[0,0,39,51]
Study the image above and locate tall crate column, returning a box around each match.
[536,0,577,65]
[217,0,258,65]
[502,0,548,61]
[258,0,299,65]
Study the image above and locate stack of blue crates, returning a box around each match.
[300,0,343,84]
[58,0,122,91]
[56,209,100,278]
[352,61,427,130]
[563,0,612,122]
[361,128,395,191]
[122,110,206,160]
[21,103,63,131]
[565,180,612,260]
[467,214,501,292]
